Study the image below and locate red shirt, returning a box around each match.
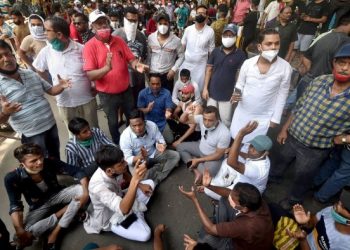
[70,22,82,44]
[83,36,135,94]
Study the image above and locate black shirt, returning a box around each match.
[298,0,329,35]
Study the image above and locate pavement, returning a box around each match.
[0,96,328,250]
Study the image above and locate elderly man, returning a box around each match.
[83,10,148,144]
[33,16,98,130]
[0,40,71,159]
[147,12,184,92]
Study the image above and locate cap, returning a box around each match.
[156,13,170,22]
[334,43,350,59]
[89,9,107,23]
[181,84,195,94]
[248,135,273,152]
[340,187,350,211]
[223,23,238,35]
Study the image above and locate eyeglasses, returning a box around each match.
[204,130,208,140]
[73,22,84,25]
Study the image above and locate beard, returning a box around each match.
[0,63,19,75]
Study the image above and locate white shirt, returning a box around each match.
[120,120,165,167]
[33,40,94,107]
[84,168,147,234]
[230,55,291,142]
[172,80,201,105]
[264,1,281,22]
[194,115,231,155]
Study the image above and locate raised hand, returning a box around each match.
[202,168,212,187]
[292,204,311,225]
[238,121,258,136]
[184,234,197,250]
[178,185,196,201]
[0,95,22,115]
[133,159,147,182]
[57,74,72,89]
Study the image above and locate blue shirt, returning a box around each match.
[137,87,174,132]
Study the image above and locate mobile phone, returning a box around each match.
[120,213,137,229]
[233,87,242,95]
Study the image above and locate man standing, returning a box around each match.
[230,29,292,142]
[211,4,228,47]
[119,110,180,185]
[271,43,350,209]
[202,24,246,128]
[177,106,231,184]
[73,13,95,44]
[112,7,148,103]
[10,10,29,49]
[0,40,70,159]
[148,13,184,92]
[180,5,215,91]
[33,16,98,130]
[175,0,189,37]
[83,10,148,144]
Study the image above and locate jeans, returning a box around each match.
[98,88,134,144]
[269,134,331,202]
[314,147,350,202]
[21,124,60,160]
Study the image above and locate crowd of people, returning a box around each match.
[0,0,350,249]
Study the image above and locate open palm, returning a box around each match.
[293,204,310,224]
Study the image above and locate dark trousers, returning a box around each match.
[22,124,60,160]
[98,88,134,144]
[167,119,201,142]
[159,72,174,93]
[269,134,331,202]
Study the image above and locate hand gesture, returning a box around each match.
[179,185,197,200]
[202,88,209,100]
[238,121,258,136]
[138,183,153,196]
[156,141,167,153]
[0,95,21,115]
[184,103,196,115]
[202,168,212,187]
[292,204,311,225]
[106,52,113,70]
[286,227,307,240]
[188,158,200,169]
[167,70,175,80]
[147,101,155,113]
[165,110,172,119]
[277,129,288,145]
[184,234,197,250]
[154,224,166,235]
[140,146,148,159]
[57,74,72,89]
[230,90,242,104]
[133,159,147,182]
[136,62,149,74]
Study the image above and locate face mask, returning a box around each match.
[30,25,45,37]
[158,24,169,35]
[195,14,206,23]
[77,137,93,147]
[123,17,137,42]
[23,166,42,175]
[333,69,350,83]
[110,21,119,29]
[96,28,111,40]
[331,207,350,225]
[0,63,19,75]
[205,122,218,131]
[49,38,66,51]
[222,37,236,48]
[261,49,279,62]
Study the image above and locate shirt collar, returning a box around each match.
[130,124,149,139]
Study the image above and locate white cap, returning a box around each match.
[89,9,107,23]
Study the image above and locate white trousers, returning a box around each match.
[110,179,154,242]
[207,98,233,128]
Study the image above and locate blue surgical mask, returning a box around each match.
[49,38,66,51]
[331,207,350,225]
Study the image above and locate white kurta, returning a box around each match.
[230,55,292,142]
[180,24,215,91]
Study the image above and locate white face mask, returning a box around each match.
[222,37,236,48]
[158,24,168,35]
[261,49,279,62]
[30,25,44,37]
[123,17,137,42]
[24,166,42,175]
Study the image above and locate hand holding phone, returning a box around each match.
[230,87,242,104]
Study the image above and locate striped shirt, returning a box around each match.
[65,128,115,169]
[0,69,56,137]
[289,74,350,149]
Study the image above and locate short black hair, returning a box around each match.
[233,182,262,211]
[14,144,43,162]
[46,16,70,37]
[217,4,228,16]
[196,4,207,12]
[129,109,145,121]
[252,0,260,6]
[124,6,138,16]
[67,8,78,17]
[68,117,90,135]
[74,12,89,23]
[257,28,279,44]
[279,6,292,14]
[29,14,44,22]
[95,145,124,170]
[149,72,161,81]
[10,10,23,17]
[180,68,191,78]
[203,105,220,121]
[0,40,13,52]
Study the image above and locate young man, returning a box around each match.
[204,121,272,200]
[4,144,89,249]
[137,73,174,143]
[119,110,180,185]
[84,145,154,242]
[203,23,246,128]
[211,4,228,47]
[65,117,115,171]
[179,182,274,250]
[177,106,231,184]
[230,28,292,143]
[73,13,95,44]
[10,10,30,49]
[172,68,201,106]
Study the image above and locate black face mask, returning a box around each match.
[0,63,19,75]
[195,14,206,23]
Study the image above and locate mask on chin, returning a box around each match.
[49,38,66,51]
[331,207,350,225]
[333,69,350,83]
[261,49,279,62]
[23,166,42,175]
[0,63,19,75]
